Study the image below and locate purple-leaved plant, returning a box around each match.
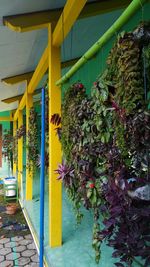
[55,162,74,186]
[100,173,150,267]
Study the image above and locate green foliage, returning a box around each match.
[61,82,86,163]
[61,81,112,262]
[12,135,18,164]
[115,33,144,114]
[27,107,39,174]
[92,222,101,264]
[148,91,150,109]
[2,129,13,167]
[59,23,150,265]
[143,44,150,109]
[16,125,26,140]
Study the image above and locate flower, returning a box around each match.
[55,162,74,180]
[78,83,84,89]
[89,183,95,189]
[74,82,84,90]
[93,82,98,86]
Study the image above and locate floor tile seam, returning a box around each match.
[11,236,19,265]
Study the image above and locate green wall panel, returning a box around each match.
[62,2,150,96]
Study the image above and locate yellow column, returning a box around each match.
[48,24,62,247]
[13,119,17,175]
[26,93,33,200]
[18,110,23,193]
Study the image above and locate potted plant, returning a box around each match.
[6,203,18,215]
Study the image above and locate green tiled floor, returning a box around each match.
[1,158,142,267]
[24,188,117,267]
[24,185,142,267]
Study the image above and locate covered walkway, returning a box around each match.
[0,1,150,267]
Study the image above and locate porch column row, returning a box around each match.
[13,93,33,199]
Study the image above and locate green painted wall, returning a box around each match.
[0,111,11,177]
[62,2,150,95]
[0,3,149,265]
[0,111,10,133]
[58,3,150,267]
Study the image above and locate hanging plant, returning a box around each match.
[59,80,113,262]
[115,33,144,114]
[16,125,26,140]
[60,82,87,224]
[2,129,13,167]
[143,44,150,109]
[100,175,150,267]
[37,87,50,173]
[61,82,86,163]
[57,22,150,266]
[27,107,39,173]
[12,134,18,164]
[97,24,150,267]
[12,125,26,165]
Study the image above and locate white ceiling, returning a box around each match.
[0,0,124,112]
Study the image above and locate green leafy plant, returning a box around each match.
[27,107,39,173]
[57,23,150,266]
[60,81,111,260]
[12,134,18,164]
[16,125,26,139]
[2,129,13,168]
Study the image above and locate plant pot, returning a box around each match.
[6,203,18,215]
[4,177,17,197]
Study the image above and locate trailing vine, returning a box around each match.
[12,134,18,164]
[56,22,150,266]
[115,32,144,113]
[27,107,39,173]
[2,129,13,168]
[99,24,150,267]
[16,125,26,140]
